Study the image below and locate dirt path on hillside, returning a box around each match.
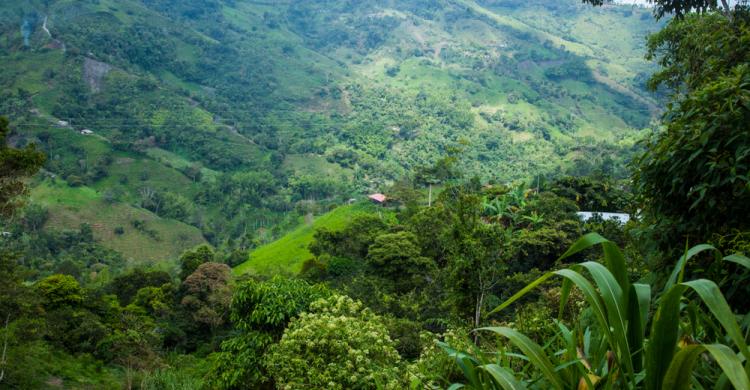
[42,16,52,38]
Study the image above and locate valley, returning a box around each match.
[7,1,748,388]
[0,0,662,265]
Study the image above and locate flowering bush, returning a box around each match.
[405,328,474,388]
[265,295,402,389]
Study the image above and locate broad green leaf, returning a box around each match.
[558,278,572,319]
[724,254,750,270]
[683,279,750,360]
[664,244,719,292]
[628,283,651,373]
[481,364,528,390]
[661,345,706,389]
[702,344,750,390]
[558,233,609,262]
[479,327,565,390]
[632,283,652,332]
[488,272,555,315]
[646,284,688,390]
[602,241,630,293]
[580,261,633,379]
[663,344,749,390]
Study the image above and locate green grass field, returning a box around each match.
[234,202,382,276]
[31,179,206,262]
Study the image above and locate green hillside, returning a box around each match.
[234,202,385,276]
[0,0,662,262]
[30,180,206,262]
[3,0,749,389]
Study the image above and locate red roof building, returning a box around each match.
[368,193,387,204]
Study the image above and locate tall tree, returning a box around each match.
[0,116,45,219]
[583,0,738,19]
[633,12,750,256]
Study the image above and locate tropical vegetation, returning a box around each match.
[0,0,748,389]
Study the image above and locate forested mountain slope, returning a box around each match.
[0,0,661,261]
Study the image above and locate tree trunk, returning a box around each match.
[0,314,8,383]
[428,184,433,207]
[720,0,731,14]
[473,290,484,344]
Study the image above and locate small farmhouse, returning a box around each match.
[368,193,387,205]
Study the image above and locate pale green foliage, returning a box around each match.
[34,274,84,307]
[405,328,474,388]
[266,295,402,390]
[206,276,329,389]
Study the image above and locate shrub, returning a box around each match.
[444,234,750,389]
[265,295,403,390]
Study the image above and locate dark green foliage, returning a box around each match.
[646,12,750,93]
[181,263,232,328]
[550,176,629,212]
[0,116,44,219]
[509,225,576,271]
[3,0,744,387]
[179,244,215,280]
[108,269,172,305]
[367,231,436,292]
[584,0,739,19]
[208,276,329,389]
[310,214,389,260]
[634,12,750,255]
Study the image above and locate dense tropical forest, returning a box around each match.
[1,0,749,388]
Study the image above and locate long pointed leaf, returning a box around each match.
[661,345,706,389]
[662,344,749,390]
[632,283,652,333]
[558,232,609,262]
[664,244,718,292]
[702,345,750,390]
[724,254,750,270]
[628,283,651,373]
[602,241,630,293]
[580,261,633,379]
[489,272,555,315]
[683,279,750,360]
[479,327,565,390]
[646,284,688,390]
[481,364,528,390]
